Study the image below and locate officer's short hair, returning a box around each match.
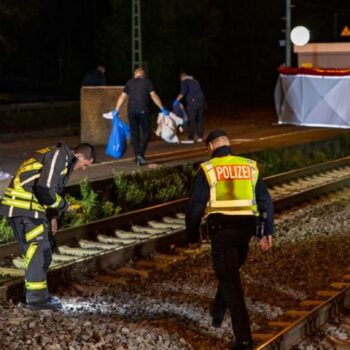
[180,72,187,79]
[73,143,96,163]
[134,67,145,77]
[205,130,227,145]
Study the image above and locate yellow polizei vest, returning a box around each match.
[201,155,259,216]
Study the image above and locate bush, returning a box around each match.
[0,217,14,244]
[113,164,197,211]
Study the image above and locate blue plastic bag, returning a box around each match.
[105,113,130,159]
[172,102,189,126]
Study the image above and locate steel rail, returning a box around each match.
[64,155,350,198]
[256,286,350,349]
[2,155,350,349]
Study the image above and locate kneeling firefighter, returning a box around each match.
[0,142,95,310]
[185,130,274,350]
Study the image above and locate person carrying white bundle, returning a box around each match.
[155,111,184,144]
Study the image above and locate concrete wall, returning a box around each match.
[80,86,127,145]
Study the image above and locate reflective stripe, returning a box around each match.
[208,199,254,208]
[20,174,40,186]
[48,193,62,209]
[36,147,50,154]
[25,224,44,242]
[5,188,32,200]
[206,208,256,216]
[14,162,43,190]
[24,243,38,269]
[25,280,47,290]
[202,161,218,202]
[1,198,45,212]
[47,150,60,187]
[246,159,258,206]
[5,188,39,202]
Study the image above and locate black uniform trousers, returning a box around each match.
[9,217,51,303]
[208,214,256,344]
[187,102,204,140]
[127,109,150,158]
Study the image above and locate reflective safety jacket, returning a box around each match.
[200,155,259,217]
[0,142,76,219]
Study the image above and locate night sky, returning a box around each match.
[1,0,350,104]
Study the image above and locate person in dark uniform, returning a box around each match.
[185,130,274,350]
[0,143,95,310]
[173,72,206,143]
[114,67,169,166]
[81,65,106,86]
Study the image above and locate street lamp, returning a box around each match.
[291,26,310,46]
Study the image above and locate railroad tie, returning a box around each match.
[299,300,324,308]
[175,213,185,219]
[325,335,350,348]
[71,282,108,295]
[131,225,165,235]
[316,290,339,298]
[134,260,170,271]
[52,254,77,263]
[174,244,211,257]
[162,216,185,225]
[147,220,182,230]
[252,333,278,341]
[112,267,150,279]
[94,275,128,286]
[78,239,123,250]
[153,254,188,264]
[341,274,350,281]
[268,321,294,328]
[329,282,350,289]
[284,310,309,318]
[58,246,101,257]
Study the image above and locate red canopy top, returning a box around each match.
[278,66,350,76]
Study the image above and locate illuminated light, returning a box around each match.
[291,26,310,46]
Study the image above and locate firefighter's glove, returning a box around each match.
[48,232,58,252]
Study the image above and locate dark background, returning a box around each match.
[0,0,350,105]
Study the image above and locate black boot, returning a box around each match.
[27,296,62,311]
[209,307,224,328]
[136,155,147,166]
[231,341,253,350]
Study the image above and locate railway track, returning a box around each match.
[2,157,350,349]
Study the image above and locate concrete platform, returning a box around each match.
[0,106,349,191]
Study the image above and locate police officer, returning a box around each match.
[0,142,95,310]
[173,72,206,143]
[185,130,273,350]
[114,68,169,166]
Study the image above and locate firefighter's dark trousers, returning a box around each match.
[208,214,256,345]
[9,217,51,303]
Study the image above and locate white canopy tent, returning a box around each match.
[275,72,350,128]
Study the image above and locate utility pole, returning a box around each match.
[285,0,292,66]
[131,0,142,73]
